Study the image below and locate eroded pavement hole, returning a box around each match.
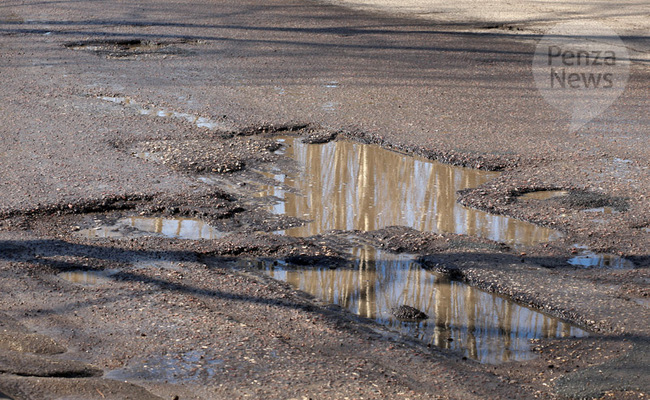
[106,349,223,383]
[254,137,561,246]
[59,269,120,285]
[82,133,594,364]
[568,246,635,269]
[76,216,228,240]
[65,38,201,58]
[251,245,588,364]
[520,190,569,200]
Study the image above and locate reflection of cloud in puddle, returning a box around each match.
[79,217,227,240]
[259,246,587,364]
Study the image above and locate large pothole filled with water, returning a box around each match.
[105,133,589,363]
[252,246,587,364]
[256,137,561,245]
[234,137,585,363]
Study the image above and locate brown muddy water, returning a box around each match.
[255,246,587,364]
[257,137,561,246]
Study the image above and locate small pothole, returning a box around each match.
[521,190,569,200]
[568,247,635,269]
[59,269,119,285]
[65,38,200,59]
[77,216,228,240]
[247,245,588,364]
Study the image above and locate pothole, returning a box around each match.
[582,206,618,214]
[556,190,628,212]
[65,39,199,58]
[633,298,650,308]
[254,245,587,364]
[77,216,228,240]
[106,350,223,383]
[521,190,569,200]
[568,250,635,269]
[59,269,119,285]
[257,137,561,246]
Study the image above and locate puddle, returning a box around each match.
[78,217,227,240]
[106,349,223,383]
[59,269,119,285]
[258,137,561,246]
[568,251,635,269]
[521,190,568,200]
[582,207,617,214]
[257,246,587,364]
[99,96,232,131]
[633,298,650,309]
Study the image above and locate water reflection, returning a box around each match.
[79,217,226,240]
[568,251,635,269]
[521,190,568,200]
[59,269,118,285]
[258,138,561,245]
[99,96,230,131]
[262,246,587,364]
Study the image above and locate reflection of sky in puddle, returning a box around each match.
[633,298,650,309]
[260,246,587,364]
[258,137,561,246]
[107,350,223,383]
[568,251,635,269]
[583,207,617,214]
[79,217,227,240]
[99,96,228,130]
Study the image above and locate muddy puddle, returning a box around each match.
[521,190,568,200]
[254,246,587,364]
[59,269,119,285]
[78,217,227,240]
[257,137,561,246]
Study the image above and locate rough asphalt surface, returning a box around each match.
[0,0,648,399]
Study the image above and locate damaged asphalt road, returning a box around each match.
[0,0,649,398]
